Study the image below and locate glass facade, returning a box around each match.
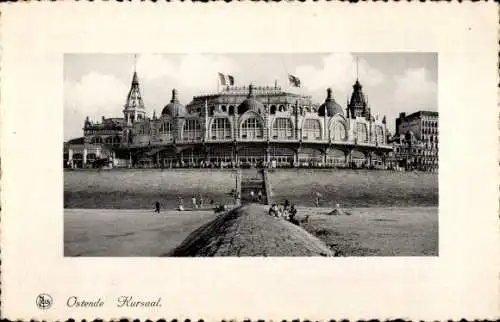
[241,117,264,139]
[303,119,321,140]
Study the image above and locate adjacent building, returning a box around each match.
[391,110,439,172]
[65,70,393,169]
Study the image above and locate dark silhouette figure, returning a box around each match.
[288,204,299,225]
[154,201,161,214]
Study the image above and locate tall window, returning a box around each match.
[136,125,147,135]
[356,123,368,143]
[211,118,231,140]
[241,117,263,139]
[159,122,173,141]
[375,126,384,144]
[183,119,202,141]
[332,122,346,141]
[303,119,321,140]
[272,118,293,139]
[159,122,171,134]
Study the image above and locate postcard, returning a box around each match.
[1,3,498,321]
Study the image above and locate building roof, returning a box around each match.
[68,137,85,145]
[349,80,367,107]
[85,117,125,131]
[125,71,145,110]
[318,88,344,116]
[237,84,265,114]
[162,89,187,117]
[404,110,439,119]
[187,85,314,111]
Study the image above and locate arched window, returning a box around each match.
[356,123,368,143]
[183,119,202,141]
[228,105,235,115]
[375,126,384,144]
[272,118,293,139]
[220,105,227,113]
[270,105,277,114]
[92,137,103,144]
[303,119,321,140]
[331,122,346,141]
[113,136,121,144]
[211,118,232,140]
[278,105,285,112]
[240,117,263,139]
[105,137,113,144]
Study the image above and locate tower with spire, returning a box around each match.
[123,55,146,125]
[347,57,368,119]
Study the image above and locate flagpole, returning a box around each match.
[279,56,289,93]
[217,74,220,93]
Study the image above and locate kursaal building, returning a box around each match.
[65,71,393,169]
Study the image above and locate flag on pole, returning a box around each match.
[218,73,235,86]
[288,74,301,87]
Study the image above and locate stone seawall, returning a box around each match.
[268,169,438,208]
[64,169,237,209]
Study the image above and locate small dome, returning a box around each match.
[319,88,344,117]
[237,84,264,114]
[162,89,187,117]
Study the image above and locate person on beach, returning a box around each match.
[257,190,263,202]
[154,201,161,214]
[192,196,197,209]
[314,192,322,207]
[235,191,241,206]
[288,204,299,225]
[268,204,278,217]
[199,195,204,208]
[250,190,255,202]
[277,205,284,218]
[177,197,184,211]
[283,199,290,210]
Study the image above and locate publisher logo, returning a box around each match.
[36,294,53,310]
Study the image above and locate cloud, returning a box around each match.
[64,72,129,117]
[295,53,385,93]
[135,54,177,81]
[64,72,129,139]
[137,54,240,93]
[393,68,437,112]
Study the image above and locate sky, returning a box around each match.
[64,53,437,141]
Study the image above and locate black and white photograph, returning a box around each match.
[2,4,498,321]
[64,53,439,257]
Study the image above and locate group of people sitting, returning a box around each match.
[268,200,300,225]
